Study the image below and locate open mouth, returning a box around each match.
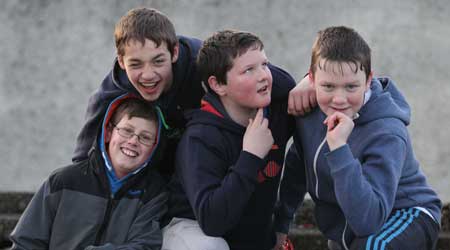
[257,85,269,93]
[121,147,138,157]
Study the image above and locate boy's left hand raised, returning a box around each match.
[324,112,354,151]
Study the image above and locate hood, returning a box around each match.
[355,77,411,126]
[186,92,270,135]
[98,93,165,179]
[185,92,245,135]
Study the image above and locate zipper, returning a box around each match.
[94,195,118,245]
[342,221,349,250]
[313,137,327,199]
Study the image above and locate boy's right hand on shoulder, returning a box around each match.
[288,74,317,116]
[243,108,274,159]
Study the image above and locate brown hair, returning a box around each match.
[197,29,264,91]
[110,98,158,126]
[310,26,371,79]
[114,7,177,57]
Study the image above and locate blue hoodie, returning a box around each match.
[98,93,165,195]
[275,77,441,245]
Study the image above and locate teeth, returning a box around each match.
[141,82,157,88]
[121,148,138,157]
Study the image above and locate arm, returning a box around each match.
[84,192,168,250]
[288,74,317,116]
[273,143,308,235]
[73,65,129,162]
[324,113,405,236]
[10,181,56,250]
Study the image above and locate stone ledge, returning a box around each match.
[1,192,449,249]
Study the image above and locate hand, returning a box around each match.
[288,74,317,116]
[272,232,287,250]
[243,108,274,159]
[324,112,354,151]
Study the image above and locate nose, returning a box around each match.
[258,66,271,82]
[127,134,140,144]
[332,90,347,104]
[141,64,156,80]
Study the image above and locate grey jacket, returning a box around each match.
[10,95,168,250]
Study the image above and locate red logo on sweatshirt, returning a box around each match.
[257,160,281,183]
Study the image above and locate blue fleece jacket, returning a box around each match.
[275,77,441,244]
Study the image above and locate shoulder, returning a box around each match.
[178,35,202,56]
[269,64,296,100]
[47,161,89,193]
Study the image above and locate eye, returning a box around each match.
[346,84,359,91]
[122,128,135,136]
[154,58,166,65]
[128,63,141,69]
[322,84,334,91]
[244,67,254,74]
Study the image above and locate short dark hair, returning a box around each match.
[197,30,264,91]
[111,98,158,125]
[310,26,371,79]
[114,7,178,57]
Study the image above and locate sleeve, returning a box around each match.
[273,141,307,234]
[326,134,406,236]
[268,64,296,100]
[72,67,128,162]
[177,131,266,236]
[84,191,168,250]
[10,180,57,250]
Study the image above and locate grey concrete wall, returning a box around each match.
[1,0,449,201]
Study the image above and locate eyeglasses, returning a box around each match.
[112,124,156,146]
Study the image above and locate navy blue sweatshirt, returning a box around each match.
[165,77,295,250]
[275,77,441,246]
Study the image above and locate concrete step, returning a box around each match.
[0,192,33,214]
[0,214,20,249]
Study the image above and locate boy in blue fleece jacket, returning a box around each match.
[275,26,441,250]
[162,30,295,250]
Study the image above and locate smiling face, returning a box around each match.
[219,48,272,116]
[106,115,157,179]
[311,59,372,118]
[118,39,179,101]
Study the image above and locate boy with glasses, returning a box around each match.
[11,95,168,250]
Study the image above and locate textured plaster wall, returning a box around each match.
[1,0,449,201]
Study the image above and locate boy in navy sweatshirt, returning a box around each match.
[275,26,441,250]
[162,30,295,250]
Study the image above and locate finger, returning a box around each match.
[261,117,269,128]
[288,92,295,114]
[246,118,253,131]
[309,90,317,108]
[253,108,264,124]
[302,94,310,113]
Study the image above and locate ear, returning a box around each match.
[117,55,126,70]
[208,76,227,96]
[308,69,315,88]
[171,43,179,63]
[366,71,373,89]
[104,124,113,143]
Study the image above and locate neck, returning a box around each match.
[221,98,257,126]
